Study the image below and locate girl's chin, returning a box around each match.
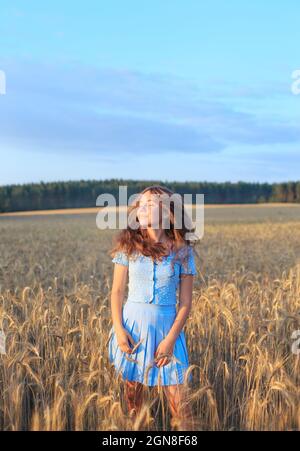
[139,219,160,228]
[138,220,149,228]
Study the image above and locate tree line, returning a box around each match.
[0,179,299,213]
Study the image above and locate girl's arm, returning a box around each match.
[110,263,128,334]
[165,274,194,344]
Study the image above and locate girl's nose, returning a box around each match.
[138,205,148,213]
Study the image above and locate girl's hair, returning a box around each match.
[109,184,200,271]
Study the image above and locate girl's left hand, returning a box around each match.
[154,337,175,367]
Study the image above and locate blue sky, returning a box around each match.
[0,0,299,185]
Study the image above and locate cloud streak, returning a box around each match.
[0,58,299,156]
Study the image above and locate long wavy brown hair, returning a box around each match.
[109,185,200,272]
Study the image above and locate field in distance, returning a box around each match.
[0,202,300,224]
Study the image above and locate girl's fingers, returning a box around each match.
[126,332,136,347]
[119,339,133,353]
[156,358,163,367]
[154,348,161,359]
[156,356,169,367]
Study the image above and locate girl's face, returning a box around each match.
[137,192,161,228]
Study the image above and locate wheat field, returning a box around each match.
[0,205,299,431]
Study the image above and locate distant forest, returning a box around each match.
[0,179,300,213]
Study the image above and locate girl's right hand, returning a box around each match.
[116,327,136,353]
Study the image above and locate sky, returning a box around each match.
[0,0,299,185]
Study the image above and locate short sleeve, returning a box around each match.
[180,246,197,276]
[112,251,129,266]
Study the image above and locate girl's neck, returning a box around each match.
[147,228,167,244]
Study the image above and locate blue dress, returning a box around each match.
[108,245,197,386]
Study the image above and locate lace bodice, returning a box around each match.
[112,245,197,305]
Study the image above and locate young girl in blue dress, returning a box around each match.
[108,185,198,430]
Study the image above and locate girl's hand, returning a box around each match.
[154,337,175,367]
[116,327,136,353]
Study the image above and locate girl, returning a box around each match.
[107,185,198,430]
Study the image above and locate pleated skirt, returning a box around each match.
[108,300,192,386]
